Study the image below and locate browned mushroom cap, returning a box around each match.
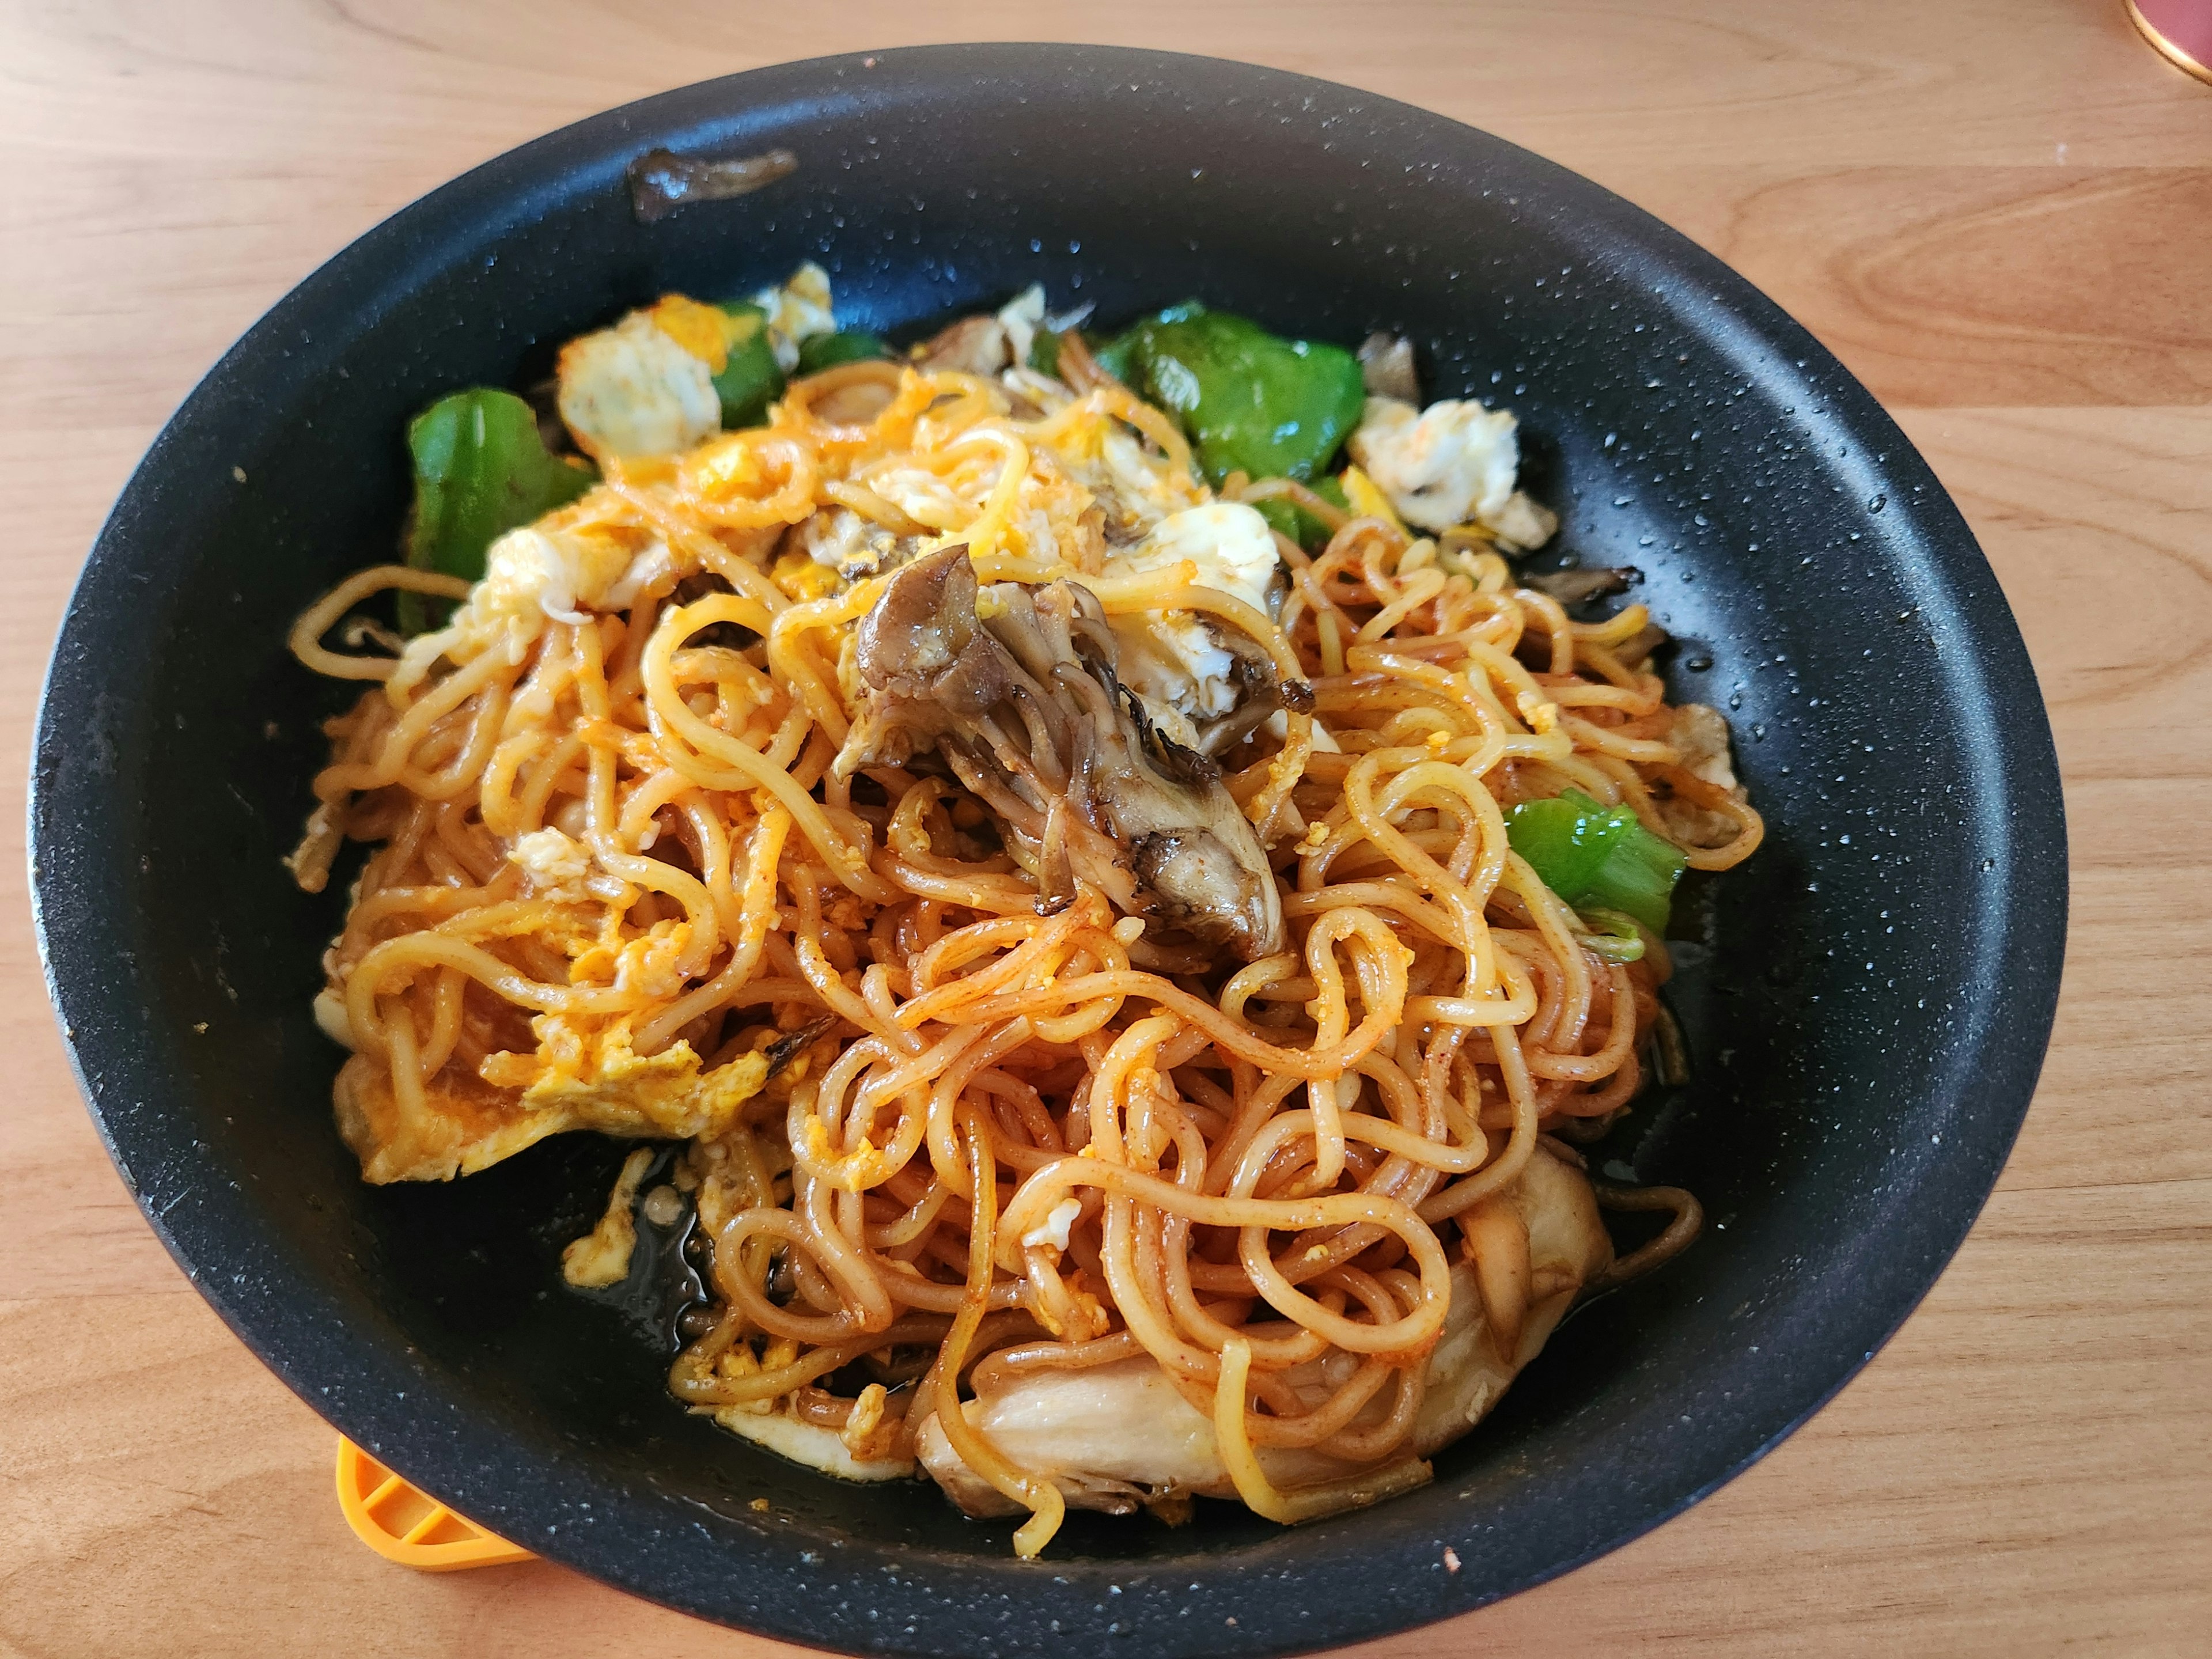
[1357,331,1421,402]
[839,544,1032,769]
[626,146,798,224]
[1521,566,1639,606]
[836,547,1286,960]
[915,315,1014,376]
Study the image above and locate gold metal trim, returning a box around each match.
[2127,0,2212,85]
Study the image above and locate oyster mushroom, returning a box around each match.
[835,547,1285,960]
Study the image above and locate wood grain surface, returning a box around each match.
[3,2,2207,1654]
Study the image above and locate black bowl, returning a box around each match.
[30,44,2064,1659]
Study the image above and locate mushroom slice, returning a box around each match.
[713,1406,916,1483]
[1357,331,1421,402]
[835,547,1285,959]
[1657,702,1749,849]
[1522,565,1639,607]
[916,314,1014,376]
[836,543,1037,770]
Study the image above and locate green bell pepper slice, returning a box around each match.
[1101,302,1366,486]
[710,301,786,429]
[400,389,596,630]
[797,329,892,374]
[1091,328,1135,386]
[1251,474,1349,552]
[1504,789,1688,937]
[1573,908,1649,963]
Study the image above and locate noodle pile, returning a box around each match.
[289,348,1760,1555]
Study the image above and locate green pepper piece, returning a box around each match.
[1250,474,1350,552]
[1089,328,1136,386]
[400,389,595,631]
[1249,499,1304,548]
[1579,812,1688,937]
[1574,908,1648,964]
[1105,302,1366,486]
[798,329,892,374]
[1024,327,1135,387]
[711,301,785,427]
[1505,792,1623,902]
[1505,789,1687,936]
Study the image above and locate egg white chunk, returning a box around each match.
[1101,502,1283,732]
[393,527,672,691]
[509,826,593,893]
[475,526,668,628]
[994,283,1047,374]
[555,311,722,462]
[1349,393,1520,533]
[750,260,838,372]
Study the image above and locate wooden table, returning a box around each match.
[3,2,2207,1653]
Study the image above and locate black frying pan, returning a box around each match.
[29,44,2065,1658]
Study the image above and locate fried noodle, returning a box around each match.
[289,354,1760,1554]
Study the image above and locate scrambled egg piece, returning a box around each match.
[1349,394,1560,551]
[642,294,745,372]
[335,1020,769,1184]
[499,1014,766,1121]
[994,283,1047,372]
[1118,502,1282,612]
[571,921,695,1001]
[797,506,915,581]
[557,309,723,461]
[750,260,837,372]
[556,266,838,457]
[1102,502,1283,735]
[1349,394,1520,533]
[393,525,672,685]
[1020,1196,1084,1252]
[1484,490,1558,552]
[1338,463,1410,537]
[1078,423,1206,541]
[509,825,593,896]
[483,524,672,623]
[562,1145,655,1288]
